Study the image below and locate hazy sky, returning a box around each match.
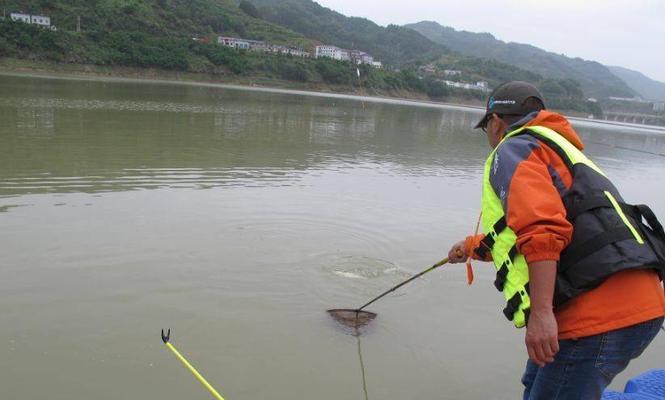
[316,0,665,83]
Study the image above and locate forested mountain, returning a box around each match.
[250,0,451,67]
[0,0,461,100]
[2,0,310,45]
[0,0,633,114]
[0,0,324,73]
[246,0,601,113]
[0,0,315,70]
[608,66,665,102]
[406,21,635,99]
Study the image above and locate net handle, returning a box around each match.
[357,257,449,311]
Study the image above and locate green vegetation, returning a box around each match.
[250,0,450,67]
[248,0,605,113]
[0,0,311,46]
[0,0,610,113]
[239,1,262,19]
[437,56,541,85]
[0,17,446,99]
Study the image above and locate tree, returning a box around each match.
[278,61,309,82]
[424,78,449,99]
[0,37,12,57]
[315,60,352,85]
[239,1,261,19]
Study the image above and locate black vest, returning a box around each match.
[526,131,665,307]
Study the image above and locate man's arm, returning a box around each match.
[525,260,559,367]
[491,136,573,365]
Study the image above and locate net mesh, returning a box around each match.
[327,309,377,329]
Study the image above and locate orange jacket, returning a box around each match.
[466,110,665,338]
[466,110,577,263]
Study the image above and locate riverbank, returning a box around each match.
[0,57,484,105]
[2,58,664,133]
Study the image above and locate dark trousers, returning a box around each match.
[522,317,664,400]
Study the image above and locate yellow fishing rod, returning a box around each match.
[161,329,225,400]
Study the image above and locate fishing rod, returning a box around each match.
[161,329,225,400]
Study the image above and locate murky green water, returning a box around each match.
[1,74,663,400]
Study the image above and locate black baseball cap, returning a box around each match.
[474,81,546,129]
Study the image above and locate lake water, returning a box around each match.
[1,74,663,400]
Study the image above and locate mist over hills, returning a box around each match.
[405,21,635,99]
[607,66,665,102]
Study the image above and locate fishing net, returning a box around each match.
[327,309,377,329]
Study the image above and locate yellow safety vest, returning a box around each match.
[480,125,662,328]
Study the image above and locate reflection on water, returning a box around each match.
[1,74,664,400]
[357,334,370,400]
[577,123,665,157]
[0,74,487,196]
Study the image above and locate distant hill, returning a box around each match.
[607,66,665,102]
[406,21,635,99]
[249,0,451,67]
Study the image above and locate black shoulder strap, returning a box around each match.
[621,202,665,271]
[635,204,665,237]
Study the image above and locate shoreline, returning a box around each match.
[0,58,485,111]
[1,60,664,133]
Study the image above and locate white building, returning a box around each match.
[31,15,50,27]
[316,45,379,65]
[10,13,31,23]
[246,39,268,51]
[609,96,648,103]
[315,45,351,61]
[654,102,665,112]
[442,80,490,92]
[270,45,310,57]
[286,48,310,57]
[217,36,251,50]
[419,63,437,74]
[217,36,311,57]
[315,45,342,60]
[443,69,462,76]
[476,81,489,89]
[10,13,52,29]
[349,50,373,65]
[371,61,382,69]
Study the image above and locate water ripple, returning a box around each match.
[0,97,240,114]
[0,167,308,195]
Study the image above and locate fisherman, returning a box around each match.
[447,81,665,399]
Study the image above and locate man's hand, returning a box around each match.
[525,308,559,367]
[448,240,467,263]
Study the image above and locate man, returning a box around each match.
[447,81,665,400]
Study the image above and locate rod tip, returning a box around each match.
[161,328,170,343]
